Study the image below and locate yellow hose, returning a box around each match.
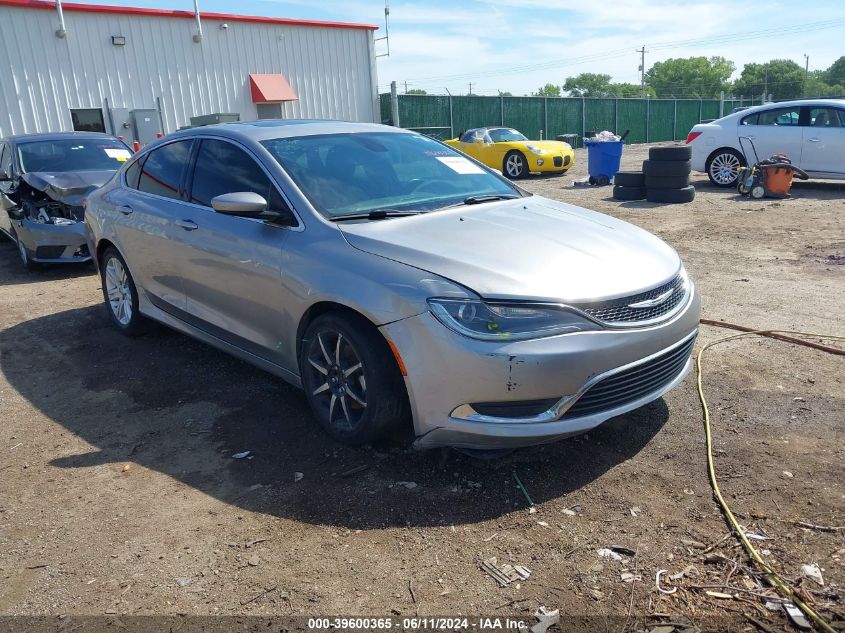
[696,327,845,633]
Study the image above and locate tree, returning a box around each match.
[406,88,427,95]
[499,91,513,97]
[732,59,804,100]
[563,73,612,97]
[826,56,845,87]
[609,82,656,98]
[533,83,561,97]
[645,56,735,98]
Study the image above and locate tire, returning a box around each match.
[705,148,745,187]
[642,159,691,177]
[100,247,149,336]
[503,151,529,179]
[644,174,690,189]
[300,312,410,445]
[648,145,692,161]
[646,186,696,203]
[10,228,39,271]
[614,171,645,187]
[613,185,646,201]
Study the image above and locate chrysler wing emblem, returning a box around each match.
[628,288,675,309]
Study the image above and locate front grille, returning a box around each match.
[563,335,696,419]
[553,156,563,167]
[35,245,66,259]
[579,274,687,325]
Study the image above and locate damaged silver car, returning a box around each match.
[0,132,132,269]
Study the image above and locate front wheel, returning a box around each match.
[300,312,410,445]
[706,149,745,187]
[503,151,528,179]
[100,247,149,336]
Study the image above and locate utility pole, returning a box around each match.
[404,81,408,94]
[762,69,768,104]
[803,54,809,96]
[637,46,648,98]
[468,82,473,95]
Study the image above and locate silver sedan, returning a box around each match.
[84,121,700,450]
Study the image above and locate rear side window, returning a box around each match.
[137,140,192,199]
[756,107,800,126]
[124,156,144,189]
[189,139,288,211]
[740,113,758,126]
[0,143,10,175]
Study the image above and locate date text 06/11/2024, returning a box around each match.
[306,617,527,630]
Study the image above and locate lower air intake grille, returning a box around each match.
[563,335,696,419]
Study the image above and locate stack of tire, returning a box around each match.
[612,145,695,203]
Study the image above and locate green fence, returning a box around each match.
[379,93,761,145]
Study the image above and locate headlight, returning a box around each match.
[525,144,549,155]
[428,299,600,341]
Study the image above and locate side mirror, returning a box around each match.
[210,192,267,216]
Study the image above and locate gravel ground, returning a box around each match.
[0,142,843,631]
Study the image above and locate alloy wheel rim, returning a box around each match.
[105,257,133,326]
[305,330,367,431]
[710,153,740,184]
[506,154,523,177]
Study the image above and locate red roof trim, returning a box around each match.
[0,0,379,31]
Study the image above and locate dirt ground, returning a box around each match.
[0,143,843,631]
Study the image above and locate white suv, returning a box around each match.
[686,99,845,186]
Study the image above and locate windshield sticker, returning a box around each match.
[436,156,485,175]
[105,148,132,162]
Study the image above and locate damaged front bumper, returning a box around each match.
[380,286,700,450]
[14,217,91,263]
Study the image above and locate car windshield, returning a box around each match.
[17,139,132,173]
[488,128,527,142]
[261,132,521,218]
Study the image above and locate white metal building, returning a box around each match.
[0,0,379,141]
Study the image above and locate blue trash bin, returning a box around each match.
[584,139,623,185]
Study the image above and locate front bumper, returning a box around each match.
[16,218,92,263]
[380,285,700,449]
[531,150,574,174]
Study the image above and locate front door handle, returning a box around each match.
[175,219,198,231]
[117,205,133,215]
[807,138,821,142]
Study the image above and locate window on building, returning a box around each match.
[189,139,288,213]
[137,140,192,200]
[256,103,284,120]
[70,109,106,133]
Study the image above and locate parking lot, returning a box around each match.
[0,143,842,627]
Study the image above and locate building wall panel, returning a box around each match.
[0,4,378,136]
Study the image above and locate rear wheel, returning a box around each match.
[300,312,410,445]
[503,151,528,179]
[706,148,744,187]
[100,247,149,336]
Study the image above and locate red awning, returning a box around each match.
[249,73,298,103]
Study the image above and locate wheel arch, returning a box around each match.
[295,301,384,366]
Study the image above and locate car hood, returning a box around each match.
[21,170,116,206]
[338,197,681,303]
[515,140,572,152]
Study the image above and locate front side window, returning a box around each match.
[488,128,527,142]
[808,107,843,128]
[261,131,520,218]
[17,139,132,173]
[189,139,288,212]
[137,140,192,200]
[755,107,800,126]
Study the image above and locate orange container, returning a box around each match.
[762,164,795,197]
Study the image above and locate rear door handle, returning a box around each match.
[175,219,198,231]
[117,205,133,215]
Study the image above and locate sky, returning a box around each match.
[90,0,845,96]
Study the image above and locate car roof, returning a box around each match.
[163,119,410,145]
[2,131,122,144]
[726,98,845,118]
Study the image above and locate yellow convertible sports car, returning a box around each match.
[444,127,574,179]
